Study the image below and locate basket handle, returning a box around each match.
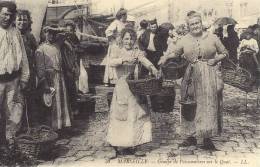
[225,57,253,80]
[225,58,237,69]
[159,67,164,80]
[16,134,35,141]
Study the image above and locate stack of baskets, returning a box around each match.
[14,125,58,161]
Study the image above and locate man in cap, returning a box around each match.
[0,1,29,154]
[138,19,166,75]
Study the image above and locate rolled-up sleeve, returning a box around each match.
[105,21,117,38]
[137,51,153,69]
[35,49,48,87]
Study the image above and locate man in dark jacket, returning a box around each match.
[138,19,167,76]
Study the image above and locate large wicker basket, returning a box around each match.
[161,58,188,80]
[126,75,163,96]
[15,125,58,160]
[222,59,255,92]
[151,85,176,113]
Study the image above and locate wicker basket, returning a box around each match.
[88,65,105,84]
[15,135,41,160]
[126,75,163,96]
[151,86,176,113]
[15,125,58,160]
[222,59,255,92]
[161,58,188,80]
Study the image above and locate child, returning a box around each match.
[238,32,259,54]
[238,32,260,78]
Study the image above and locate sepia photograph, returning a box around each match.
[0,0,259,166]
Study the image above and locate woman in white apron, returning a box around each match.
[106,28,159,156]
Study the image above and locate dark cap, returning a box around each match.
[149,19,157,25]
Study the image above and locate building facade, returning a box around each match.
[232,0,260,28]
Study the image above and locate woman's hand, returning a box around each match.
[149,66,160,78]
[207,59,218,66]
[158,56,169,66]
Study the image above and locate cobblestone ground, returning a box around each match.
[38,84,260,167]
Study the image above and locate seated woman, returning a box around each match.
[106,28,159,157]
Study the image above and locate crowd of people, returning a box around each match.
[0,1,81,156]
[0,1,260,159]
[103,8,260,157]
[104,9,227,156]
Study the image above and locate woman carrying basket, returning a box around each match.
[106,28,159,156]
[159,11,228,150]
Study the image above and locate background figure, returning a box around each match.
[238,32,259,83]
[102,8,128,85]
[138,19,167,76]
[64,20,80,47]
[16,9,38,127]
[62,20,81,117]
[0,1,30,155]
[137,19,148,40]
[35,25,71,131]
[223,25,240,64]
[214,26,224,44]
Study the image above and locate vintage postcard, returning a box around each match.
[0,0,259,167]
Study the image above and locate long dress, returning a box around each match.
[35,42,71,130]
[21,31,38,126]
[106,46,153,147]
[173,32,228,138]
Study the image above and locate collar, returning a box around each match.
[188,31,209,40]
